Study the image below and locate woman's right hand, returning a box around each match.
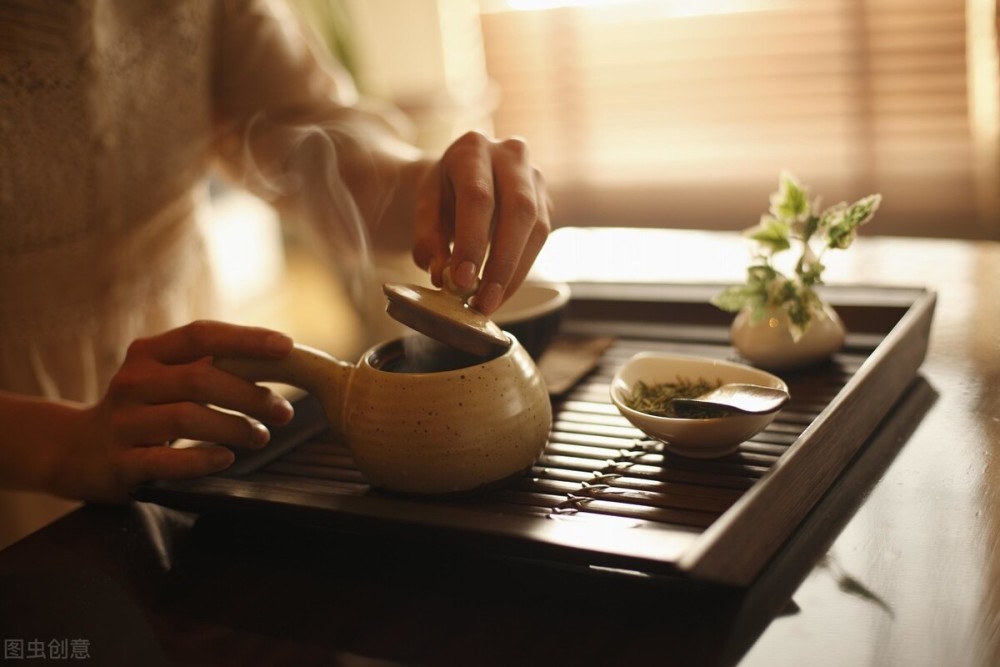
[54,321,295,503]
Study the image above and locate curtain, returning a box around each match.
[480,0,1000,239]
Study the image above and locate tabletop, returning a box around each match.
[0,227,997,667]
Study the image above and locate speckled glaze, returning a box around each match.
[730,303,847,370]
[218,335,551,494]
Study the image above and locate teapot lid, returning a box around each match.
[382,282,510,357]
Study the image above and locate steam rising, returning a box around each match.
[235,113,398,343]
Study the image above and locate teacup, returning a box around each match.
[217,334,551,494]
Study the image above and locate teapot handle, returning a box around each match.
[215,343,353,433]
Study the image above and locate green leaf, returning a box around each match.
[802,214,821,244]
[746,263,779,285]
[784,300,811,341]
[769,171,811,222]
[770,277,797,305]
[744,216,791,254]
[710,285,751,313]
[787,299,811,328]
[711,278,770,315]
[795,245,825,287]
[748,303,772,325]
[711,263,782,315]
[826,193,881,249]
[714,172,882,335]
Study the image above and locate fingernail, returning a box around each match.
[208,447,235,471]
[453,260,478,290]
[251,420,271,447]
[269,394,294,424]
[266,332,293,356]
[474,281,504,315]
[429,257,446,287]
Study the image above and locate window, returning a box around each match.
[480,0,1000,239]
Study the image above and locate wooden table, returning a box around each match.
[1,227,997,667]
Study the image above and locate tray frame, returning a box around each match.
[135,282,937,586]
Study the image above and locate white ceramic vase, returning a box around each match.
[730,302,846,370]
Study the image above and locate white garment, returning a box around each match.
[0,0,375,403]
[0,0,388,545]
[1,0,217,401]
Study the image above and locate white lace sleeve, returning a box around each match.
[0,1,218,401]
[208,0,419,262]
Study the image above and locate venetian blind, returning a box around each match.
[479,0,1000,239]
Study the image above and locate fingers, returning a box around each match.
[117,444,236,487]
[131,320,293,366]
[112,402,273,450]
[492,200,550,300]
[100,321,296,467]
[472,150,551,313]
[417,132,552,314]
[445,133,497,291]
[96,398,263,498]
[107,357,293,426]
[412,165,450,287]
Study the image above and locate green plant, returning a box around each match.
[712,172,881,340]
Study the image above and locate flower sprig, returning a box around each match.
[712,171,881,340]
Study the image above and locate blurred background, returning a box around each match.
[204,0,997,357]
[292,0,999,241]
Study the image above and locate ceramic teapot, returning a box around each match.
[217,333,551,495]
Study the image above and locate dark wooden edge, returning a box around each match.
[134,476,700,576]
[715,374,938,662]
[133,282,936,587]
[678,287,938,585]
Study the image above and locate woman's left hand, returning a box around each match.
[411,131,553,315]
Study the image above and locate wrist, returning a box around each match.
[40,403,107,500]
[0,392,92,496]
[371,154,435,253]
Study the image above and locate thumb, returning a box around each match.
[119,443,235,486]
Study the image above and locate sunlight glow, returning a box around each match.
[481,0,777,16]
[967,0,1000,229]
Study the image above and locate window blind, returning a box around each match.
[480,0,1000,239]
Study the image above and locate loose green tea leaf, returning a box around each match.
[624,377,725,419]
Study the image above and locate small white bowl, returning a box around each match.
[492,281,572,359]
[610,352,789,458]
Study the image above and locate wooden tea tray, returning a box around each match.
[134,283,936,586]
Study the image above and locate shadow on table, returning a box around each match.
[0,377,935,667]
[144,376,937,667]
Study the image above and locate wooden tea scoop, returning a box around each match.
[382,276,510,357]
[670,383,790,415]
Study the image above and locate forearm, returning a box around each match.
[208,2,551,309]
[276,108,430,256]
[215,105,432,257]
[210,0,432,258]
[0,391,91,496]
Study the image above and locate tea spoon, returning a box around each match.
[669,383,790,415]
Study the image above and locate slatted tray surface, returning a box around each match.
[260,339,852,525]
[136,283,936,586]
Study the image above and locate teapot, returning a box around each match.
[217,284,552,494]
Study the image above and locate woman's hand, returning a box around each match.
[411,131,553,315]
[48,321,295,503]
